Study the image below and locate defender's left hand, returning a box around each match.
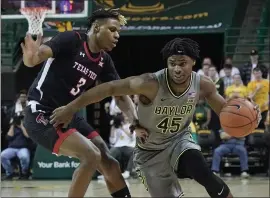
[50,106,74,128]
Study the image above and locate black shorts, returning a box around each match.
[23,104,99,154]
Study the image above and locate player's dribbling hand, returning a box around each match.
[50,106,73,128]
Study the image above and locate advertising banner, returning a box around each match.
[32,145,80,179]
[43,0,237,36]
[92,0,237,35]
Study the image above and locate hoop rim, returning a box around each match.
[20,7,50,14]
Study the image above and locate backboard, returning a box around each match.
[1,0,89,20]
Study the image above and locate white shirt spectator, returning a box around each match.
[109,97,121,116]
[219,67,240,78]
[251,63,258,81]
[15,100,28,116]
[110,123,136,148]
[197,69,219,78]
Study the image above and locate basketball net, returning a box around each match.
[20,7,49,35]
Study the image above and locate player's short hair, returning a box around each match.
[161,38,200,61]
[86,8,127,32]
[253,67,262,73]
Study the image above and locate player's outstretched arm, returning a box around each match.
[50,73,157,127]
[21,31,79,67]
[67,73,153,113]
[200,75,226,116]
[21,34,53,67]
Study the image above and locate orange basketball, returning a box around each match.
[220,98,258,137]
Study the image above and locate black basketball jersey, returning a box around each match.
[28,31,120,110]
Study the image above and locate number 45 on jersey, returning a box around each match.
[156,117,183,134]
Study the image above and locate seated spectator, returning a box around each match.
[211,130,249,178]
[14,90,28,116]
[109,96,122,116]
[197,57,219,78]
[197,57,212,76]
[104,96,122,126]
[225,74,247,99]
[219,57,240,78]
[1,115,30,180]
[7,90,28,125]
[221,64,234,90]
[247,67,269,129]
[108,114,136,179]
[209,65,224,96]
[199,64,210,76]
[193,99,211,130]
[213,74,249,178]
[239,49,268,85]
[208,65,224,136]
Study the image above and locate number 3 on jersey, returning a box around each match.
[156,117,183,133]
[70,77,86,96]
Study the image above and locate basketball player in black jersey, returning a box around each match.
[21,9,141,198]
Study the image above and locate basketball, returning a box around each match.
[220,98,258,137]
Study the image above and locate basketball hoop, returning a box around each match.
[20,7,49,35]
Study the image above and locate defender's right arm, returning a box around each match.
[67,73,156,113]
[21,31,79,67]
[49,73,158,127]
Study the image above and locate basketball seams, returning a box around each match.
[220,98,258,137]
[233,99,256,120]
[221,120,251,128]
[220,110,252,122]
[232,99,258,130]
[222,123,252,137]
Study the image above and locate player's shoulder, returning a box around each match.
[142,73,158,83]
[102,51,112,60]
[99,51,115,65]
[129,73,159,99]
[58,30,81,38]
[56,31,82,46]
[130,73,158,90]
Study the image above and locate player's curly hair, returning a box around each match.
[86,8,127,32]
[161,38,200,61]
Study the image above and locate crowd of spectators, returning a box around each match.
[193,49,269,177]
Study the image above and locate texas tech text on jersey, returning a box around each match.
[28,31,120,110]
